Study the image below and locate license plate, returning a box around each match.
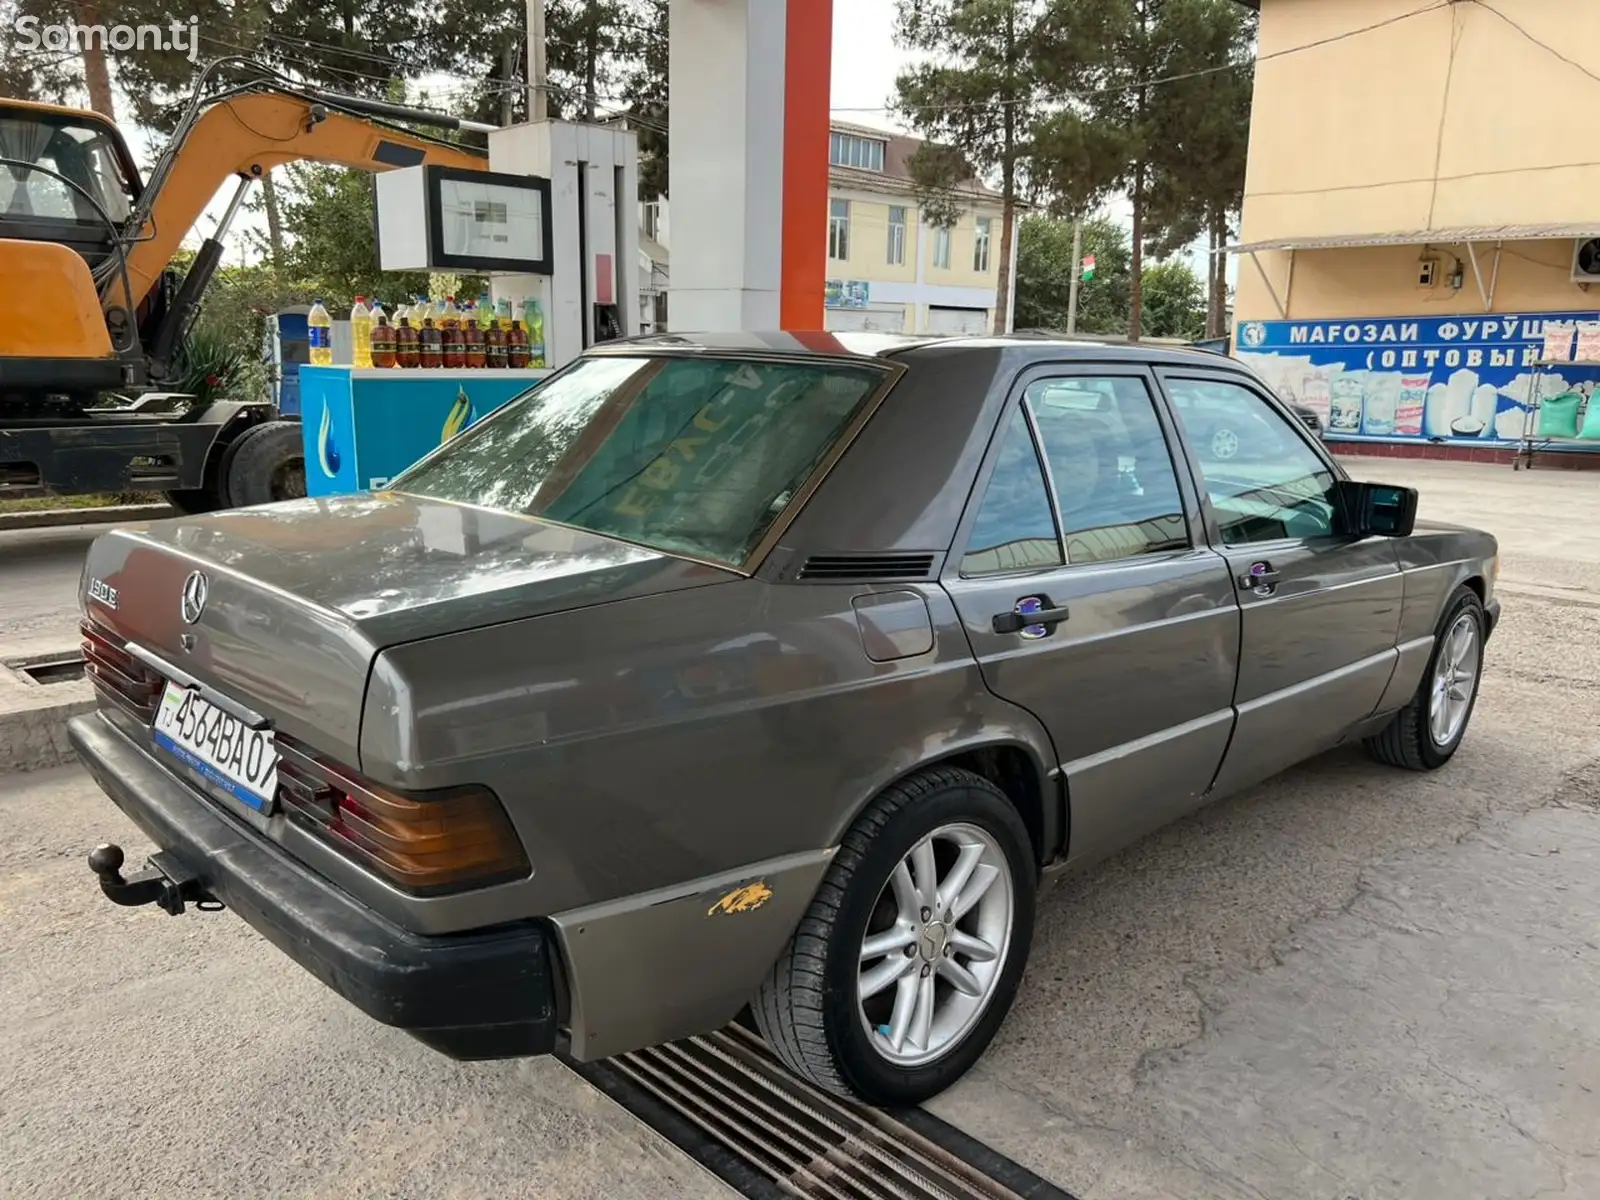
[152,682,280,813]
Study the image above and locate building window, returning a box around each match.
[829,198,850,261]
[932,224,951,270]
[887,206,906,266]
[973,217,991,273]
[829,131,886,172]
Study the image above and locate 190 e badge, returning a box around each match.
[87,578,119,610]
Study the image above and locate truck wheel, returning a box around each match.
[753,766,1036,1106]
[225,421,305,508]
[1364,585,1486,771]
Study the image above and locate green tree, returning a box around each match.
[274,162,438,308]
[892,0,1063,333]
[1035,0,1249,340]
[1140,1,1254,338]
[1014,214,1131,336]
[1140,258,1206,339]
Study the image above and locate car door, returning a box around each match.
[1157,370,1404,798]
[943,367,1240,868]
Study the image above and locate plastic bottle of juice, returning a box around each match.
[440,295,460,330]
[394,316,419,368]
[478,291,496,330]
[441,315,464,368]
[464,306,486,368]
[485,316,508,368]
[506,318,529,369]
[307,298,333,366]
[521,299,546,368]
[369,311,396,368]
[419,317,443,368]
[349,296,373,368]
[495,297,513,332]
[411,295,431,325]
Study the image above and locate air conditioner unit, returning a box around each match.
[1571,237,1600,283]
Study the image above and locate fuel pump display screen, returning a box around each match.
[437,177,545,262]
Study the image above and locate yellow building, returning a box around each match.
[1232,0,1600,460]
[823,122,1014,335]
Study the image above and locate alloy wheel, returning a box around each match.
[1429,611,1480,746]
[855,822,1015,1068]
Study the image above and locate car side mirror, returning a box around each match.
[1339,480,1418,538]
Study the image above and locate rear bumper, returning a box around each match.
[68,711,560,1060]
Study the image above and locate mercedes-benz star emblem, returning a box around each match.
[180,570,209,625]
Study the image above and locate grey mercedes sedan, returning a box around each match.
[71,333,1499,1106]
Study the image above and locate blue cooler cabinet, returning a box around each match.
[298,367,551,496]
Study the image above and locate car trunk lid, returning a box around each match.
[80,492,736,766]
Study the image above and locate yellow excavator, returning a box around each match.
[0,58,493,511]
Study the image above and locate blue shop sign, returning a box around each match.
[1236,310,1600,443]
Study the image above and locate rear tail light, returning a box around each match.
[81,619,162,720]
[276,741,528,894]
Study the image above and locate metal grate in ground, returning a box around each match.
[565,1024,1077,1200]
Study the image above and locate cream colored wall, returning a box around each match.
[1243,0,1600,243]
[826,182,1004,291]
[826,188,916,282]
[1236,239,1593,325]
[926,204,1005,290]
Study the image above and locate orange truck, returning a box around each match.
[0,63,491,511]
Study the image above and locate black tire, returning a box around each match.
[225,421,306,508]
[753,766,1036,1106]
[1364,584,1486,771]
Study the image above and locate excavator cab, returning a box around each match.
[0,101,147,381]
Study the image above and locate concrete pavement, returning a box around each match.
[1,460,1598,1198]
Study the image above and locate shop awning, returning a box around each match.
[1227,223,1600,254]
[1226,223,1600,319]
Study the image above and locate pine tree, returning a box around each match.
[892,0,1056,334]
[1036,0,1249,340]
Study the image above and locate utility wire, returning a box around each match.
[1466,0,1600,89]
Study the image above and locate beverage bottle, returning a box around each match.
[495,297,513,332]
[464,307,486,368]
[369,312,396,368]
[369,299,386,322]
[521,299,546,368]
[392,299,409,325]
[476,292,495,330]
[507,318,530,369]
[440,295,460,330]
[411,295,431,325]
[441,315,464,368]
[394,316,419,368]
[485,318,508,369]
[307,298,333,366]
[350,295,373,368]
[419,317,442,368]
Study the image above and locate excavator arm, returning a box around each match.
[124,91,488,312]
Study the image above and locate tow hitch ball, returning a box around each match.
[87,844,221,916]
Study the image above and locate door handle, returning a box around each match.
[993,595,1070,636]
[1238,562,1281,595]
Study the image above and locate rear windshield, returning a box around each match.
[392,354,887,567]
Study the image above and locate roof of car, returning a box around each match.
[597,331,1251,370]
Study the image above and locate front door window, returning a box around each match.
[1166,378,1338,545]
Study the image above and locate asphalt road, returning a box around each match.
[0,523,98,660]
[2,462,1599,1199]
